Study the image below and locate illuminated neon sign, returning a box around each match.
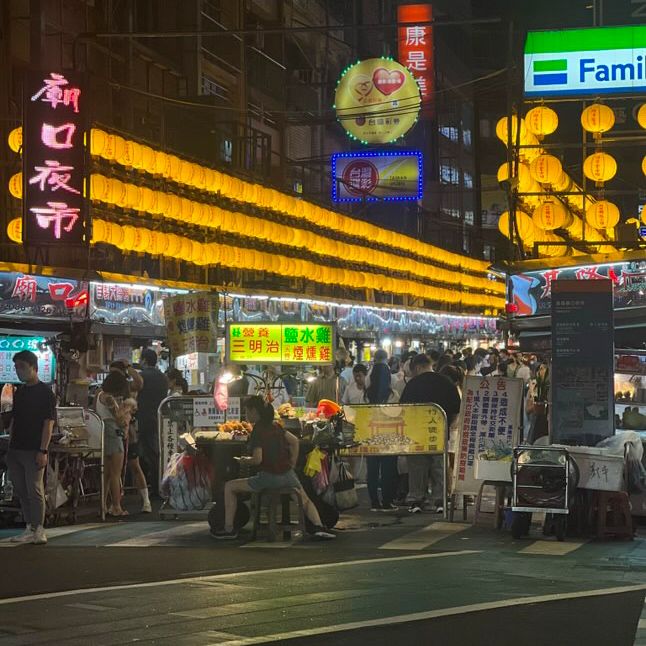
[23,71,87,245]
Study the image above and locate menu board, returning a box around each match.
[163,292,218,356]
[551,279,614,446]
[0,336,56,384]
[193,397,240,427]
[226,322,335,365]
[342,403,446,455]
[453,375,523,495]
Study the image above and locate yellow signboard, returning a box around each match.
[342,403,446,455]
[334,58,421,144]
[164,292,218,356]
[227,322,335,365]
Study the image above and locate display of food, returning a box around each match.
[478,445,513,461]
[363,433,416,447]
[277,403,297,419]
[217,420,252,439]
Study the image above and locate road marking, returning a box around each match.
[65,603,115,611]
[520,540,588,556]
[0,550,480,605]
[379,522,470,550]
[639,618,646,629]
[107,522,206,547]
[0,523,105,545]
[198,585,646,646]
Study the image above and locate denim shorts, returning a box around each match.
[104,423,125,456]
[247,469,302,492]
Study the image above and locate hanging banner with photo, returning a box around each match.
[331,151,423,202]
[342,403,446,455]
[163,292,218,356]
[453,375,524,495]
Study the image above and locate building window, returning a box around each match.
[463,231,470,253]
[463,128,472,148]
[439,125,459,142]
[440,165,459,185]
[201,74,229,101]
[220,139,233,163]
[465,210,474,226]
[463,171,473,189]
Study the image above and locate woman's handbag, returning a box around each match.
[332,459,358,511]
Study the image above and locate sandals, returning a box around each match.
[107,507,129,517]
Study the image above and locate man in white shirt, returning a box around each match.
[341,364,368,405]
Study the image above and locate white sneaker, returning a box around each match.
[141,501,152,513]
[33,526,47,545]
[10,526,34,543]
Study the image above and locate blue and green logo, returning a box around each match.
[533,59,567,87]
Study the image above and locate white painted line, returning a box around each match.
[65,603,115,611]
[379,522,470,551]
[201,585,646,646]
[0,550,480,605]
[240,541,294,549]
[520,540,588,556]
[0,523,106,544]
[639,618,646,629]
[107,522,206,547]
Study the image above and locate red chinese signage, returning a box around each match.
[398,4,434,116]
[23,71,87,245]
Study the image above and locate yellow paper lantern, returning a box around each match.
[8,173,22,199]
[525,106,558,137]
[109,223,124,247]
[529,154,562,184]
[552,172,573,193]
[92,219,108,243]
[140,146,156,174]
[581,104,615,135]
[180,198,194,223]
[8,127,22,153]
[496,162,535,192]
[532,201,568,230]
[165,233,182,258]
[139,187,156,212]
[90,174,109,202]
[109,178,127,206]
[121,225,137,251]
[152,231,169,256]
[7,218,22,243]
[169,156,182,182]
[179,236,193,260]
[495,116,529,145]
[586,200,620,229]
[154,151,170,176]
[641,154,646,178]
[168,195,182,220]
[154,192,171,216]
[122,141,143,168]
[583,152,617,183]
[192,165,206,190]
[498,211,535,242]
[190,241,204,264]
[124,183,141,210]
[637,104,646,130]
[107,135,125,162]
[179,161,195,185]
[132,228,152,253]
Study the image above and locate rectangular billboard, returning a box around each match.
[510,261,646,316]
[331,151,423,202]
[226,322,335,365]
[525,25,646,96]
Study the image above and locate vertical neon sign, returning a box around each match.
[23,71,87,245]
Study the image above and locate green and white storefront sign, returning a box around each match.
[525,25,646,96]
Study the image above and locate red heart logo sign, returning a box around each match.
[372,68,405,96]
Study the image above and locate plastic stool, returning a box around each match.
[474,480,511,529]
[593,490,633,541]
[250,487,306,542]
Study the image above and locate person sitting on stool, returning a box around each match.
[213,396,335,541]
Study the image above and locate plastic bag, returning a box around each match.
[160,452,215,510]
[596,432,644,462]
[304,447,326,477]
[332,458,358,510]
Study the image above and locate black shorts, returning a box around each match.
[127,441,140,461]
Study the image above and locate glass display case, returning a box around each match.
[614,350,646,434]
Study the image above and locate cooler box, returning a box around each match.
[475,459,512,482]
[555,446,624,492]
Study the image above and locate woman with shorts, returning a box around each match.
[214,396,335,540]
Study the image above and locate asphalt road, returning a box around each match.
[1,495,646,645]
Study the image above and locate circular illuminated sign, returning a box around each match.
[342,160,379,197]
[334,58,421,144]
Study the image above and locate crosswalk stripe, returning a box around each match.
[378,522,471,551]
[0,523,105,545]
[519,540,588,556]
[106,522,206,547]
[639,619,646,629]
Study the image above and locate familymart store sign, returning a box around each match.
[525,25,646,96]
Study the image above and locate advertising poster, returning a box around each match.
[510,260,646,316]
[342,403,446,455]
[453,376,524,495]
[163,292,218,356]
[91,283,162,326]
[334,58,421,144]
[193,397,240,427]
[23,70,87,245]
[0,336,55,384]
[226,322,335,365]
[331,151,423,202]
[551,279,614,446]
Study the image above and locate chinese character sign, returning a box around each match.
[453,376,524,495]
[331,152,423,202]
[163,292,218,356]
[226,322,335,365]
[0,336,56,384]
[23,71,87,245]
[398,5,434,117]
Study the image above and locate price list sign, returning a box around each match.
[23,70,87,245]
[551,279,614,446]
[226,322,335,365]
[0,336,56,384]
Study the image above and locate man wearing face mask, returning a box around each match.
[6,350,57,545]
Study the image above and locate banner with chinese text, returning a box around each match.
[23,70,87,245]
[163,292,218,356]
[226,322,335,365]
[331,151,423,202]
[0,336,56,384]
[342,403,446,455]
[398,4,434,116]
[453,376,523,495]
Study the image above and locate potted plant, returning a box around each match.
[533,365,550,416]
